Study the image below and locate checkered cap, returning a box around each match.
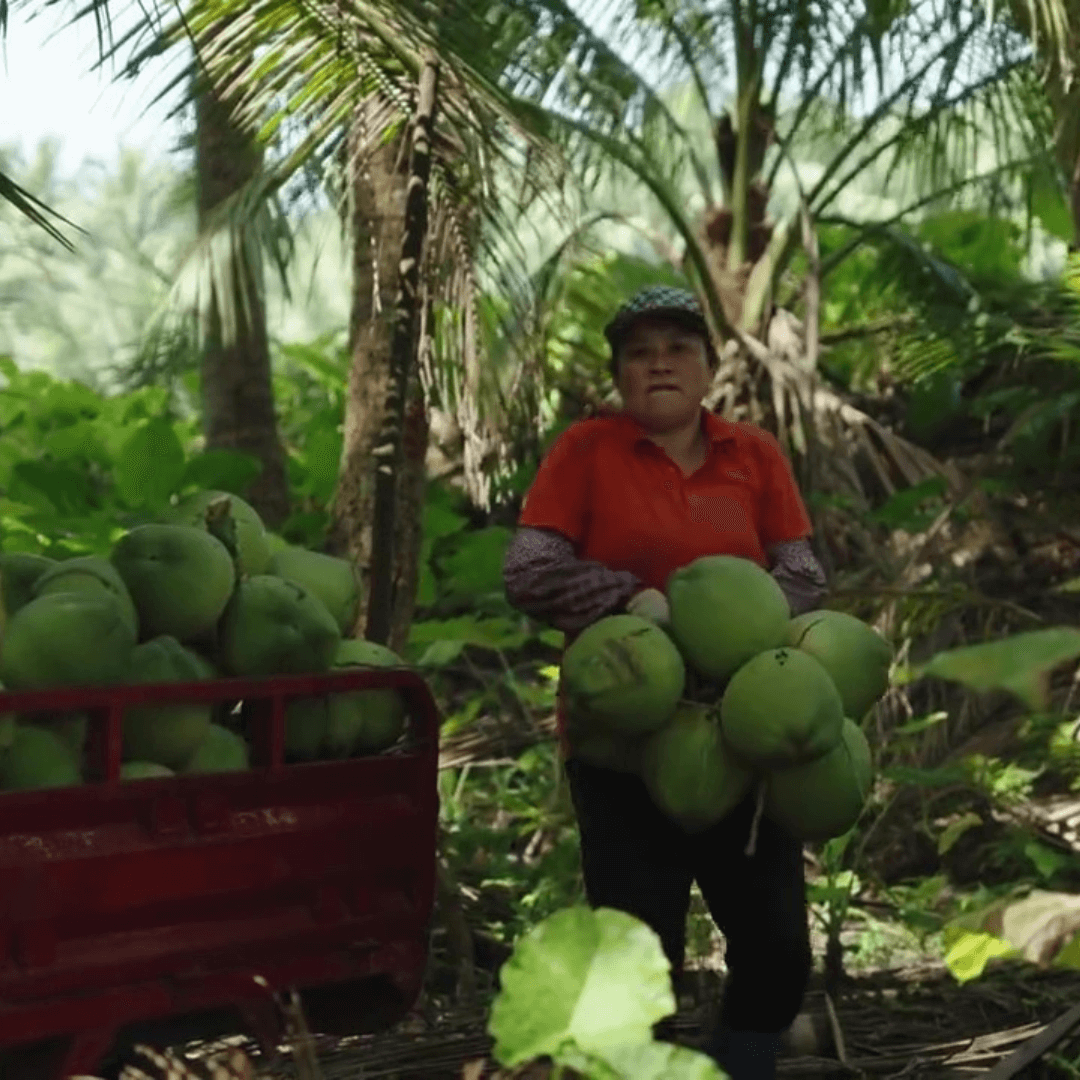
[603,286,709,349]
[604,286,715,377]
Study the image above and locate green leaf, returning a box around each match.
[488,906,676,1068]
[10,459,93,515]
[416,640,467,668]
[881,763,967,788]
[943,889,1080,982]
[416,537,437,609]
[893,710,949,736]
[424,500,470,541]
[297,419,342,503]
[585,1041,725,1080]
[1030,163,1076,245]
[942,927,1017,982]
[115,418,186,510]
[1023,841,1072,882]
[870,476,948,529]
[409,616,530,652]
[915,628,1080,710]
[937,812,983,854]
[182,450,264,494]
[436,526,513,599]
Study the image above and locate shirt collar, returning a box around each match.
[601,405,739,448]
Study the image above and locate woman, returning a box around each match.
[502,286,828,1080]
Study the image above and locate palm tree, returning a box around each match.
[487,0,1077,569]
[193,30,291,528]
[6,0,1076,583]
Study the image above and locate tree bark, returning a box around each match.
[365,56,440,645]
[330,83,433,650]
[195,54,290,530]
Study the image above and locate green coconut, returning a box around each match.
[561,615,685,738]
[720,647,844,768]
[24,712,88,756]
[284,696,330,760]
[641,703,754,832]
[1,552,58,620]
[34,556,139,638]
[167,491,272,577]
[0,724,82,789]
[764,718,874,840]
[265,532,290,556]
[121,761,175,780]
[112,524,236,642]
[323,639,408,756]
[787,610,893,721]
[183,723,250,773]
[0,680,15,752]
[268,547,360,635]
[667,555,791,681]
[219,575,341,677]
[0,592,136,690]
[122,636,215,769]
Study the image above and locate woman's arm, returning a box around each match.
[504,527,829,633]
[766,538,828,616]
[503,527,645,634]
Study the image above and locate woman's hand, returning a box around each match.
[626,587,671,626]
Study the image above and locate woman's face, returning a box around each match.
[615,316,713,433]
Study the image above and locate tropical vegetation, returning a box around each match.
[4,0,1080,1069]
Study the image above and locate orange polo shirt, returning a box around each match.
[518,406,814,754]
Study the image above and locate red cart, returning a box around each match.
[0,668,441,1079]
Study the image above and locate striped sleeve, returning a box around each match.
[503,527,645,634]
[766,538,828,616]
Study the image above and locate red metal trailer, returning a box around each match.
[0,668,441,1080]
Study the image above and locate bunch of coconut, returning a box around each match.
[561,555,892,840]
[0,491,408,791]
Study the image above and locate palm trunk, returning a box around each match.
[365,56,439,646]
[195,55,290,529]
[330,69,436,649]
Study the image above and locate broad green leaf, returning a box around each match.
[1053,930,1080,970]
[115,419,186,510]
[587,1040,725,1080]
[944,889,1080,981]
[297,419,342,503]
[10,459,93,515]
[942,928,1017,982]
[1023,841,1072,882]
[409,616,529,652]
[416,640,467,668]
[915,628,1080,710]
[182,450,264,494]
[539,629,565,649]
[424,500,469,541]
[44,420,106,463]
[436,526,513,599]
[416,537,437,608]
[488,906,676,1068]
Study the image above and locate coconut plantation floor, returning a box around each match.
[146,944,1080,1080]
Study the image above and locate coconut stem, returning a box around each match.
[744,781,766,857]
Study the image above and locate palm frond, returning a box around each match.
[0,167,84,251]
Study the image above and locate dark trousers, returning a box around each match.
[564,757,812,1035]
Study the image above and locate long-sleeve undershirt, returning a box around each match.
[502,526,828,635]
